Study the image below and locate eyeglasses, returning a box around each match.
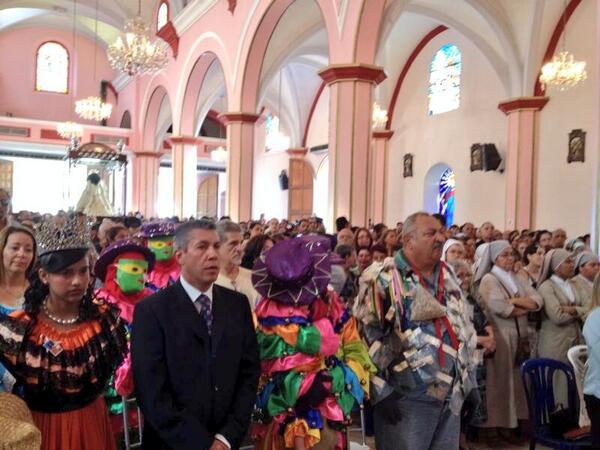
[0,199,10,207]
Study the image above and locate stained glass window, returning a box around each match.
[157,2,169,30]
[438,168,455,226]
[36,42,69,93]
[428,44,461,116]
[265,113,290,152]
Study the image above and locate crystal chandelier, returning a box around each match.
[57,121,84,139]
[539,51,587,91]
[372,102,388,128]
[75,96,113,121]
[539,1,587,91]
[108,14,168,76]
[211,146,227,163]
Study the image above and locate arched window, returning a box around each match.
[438,168,455,226]
[157,2,169,30]
[428,44,461,116]
[265,113,290,152]
[35,42,69,93]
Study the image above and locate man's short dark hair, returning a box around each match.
[174,220,216,251]
[335,216,349,232]
[432,213,446,228]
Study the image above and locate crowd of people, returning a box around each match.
[0,185,598,450]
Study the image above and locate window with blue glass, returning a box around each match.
[428,44,461,116]
[438,168,455,226]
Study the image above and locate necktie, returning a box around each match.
[195,294,213,335]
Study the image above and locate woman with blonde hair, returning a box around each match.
[583,275,600,448]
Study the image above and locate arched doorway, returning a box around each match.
[197,175,219,218]
[288,159,313,221]
[424,162,455,225]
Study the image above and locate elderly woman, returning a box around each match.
[537,249,585,363]
[442,238,465,264]
[571,252,599,318]
[474,241,542,445]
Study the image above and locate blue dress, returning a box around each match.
[0,301,20,393]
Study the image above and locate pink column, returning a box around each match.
[169,136,199,219]
[498,97,549,230]
[220,113,259,222]
[319,64,386,228]
[131,151,161,218]
[370,129,394,224]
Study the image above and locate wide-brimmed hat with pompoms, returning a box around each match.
[252,235,331,305]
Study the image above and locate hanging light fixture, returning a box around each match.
[372,102,388,129]
[107,0,168,76]
[56,0,83,147]
[265,69,290,152]
[75,0,112,121]
[539,1,587,91]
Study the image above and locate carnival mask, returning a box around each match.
[148,237,174,261]
[115,258,148,293]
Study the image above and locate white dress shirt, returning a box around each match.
[179,275,231,449]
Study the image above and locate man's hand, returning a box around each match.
[209,440,229,450]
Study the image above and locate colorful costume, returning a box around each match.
[139,222,180,291]
[94,239,155,412]
[251,236,375,449]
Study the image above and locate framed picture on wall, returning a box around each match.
[403,154,413,178]
[470,143,483,171]
[568,129,585,163]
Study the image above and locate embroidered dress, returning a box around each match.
[0,301,128,450]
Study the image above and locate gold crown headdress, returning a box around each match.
[35,216,91,256]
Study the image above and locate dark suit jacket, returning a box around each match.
[131,280,260,450]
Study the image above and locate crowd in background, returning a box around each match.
[0,181,599,450]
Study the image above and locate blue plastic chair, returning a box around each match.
[521,358,592,449]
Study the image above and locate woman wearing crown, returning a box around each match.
[0,218,128,450]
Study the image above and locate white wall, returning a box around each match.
[385,29,507,228]
[536,0,597,237]
[252,120,290,220]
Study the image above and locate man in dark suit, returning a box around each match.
[131,220,260,450]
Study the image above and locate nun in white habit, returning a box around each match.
[537,249,585,364]
[474,241,543,431]
[571,252,599,319]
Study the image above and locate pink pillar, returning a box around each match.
[319,64,386,228]
[220,113,259,222]
[370,129,394,224]
[169,136,199,219]
[131,151,161,218]
[498,97,549,230]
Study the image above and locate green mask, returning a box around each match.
[116,259,149,294]
[148,237,174,261]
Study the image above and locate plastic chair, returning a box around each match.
[521,358,591,449]
[567,345,590,428]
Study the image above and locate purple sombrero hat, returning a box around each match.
[94,239,155,282]
[138,222,177,239]
[252,235,331,305]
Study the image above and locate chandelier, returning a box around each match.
[57,121,84,140]
[539,0,587,91]
[372,102,388,128]
[539,51,587,91]
[211,146,227,163]
[75,96,113,121]
[108,15,168,76]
